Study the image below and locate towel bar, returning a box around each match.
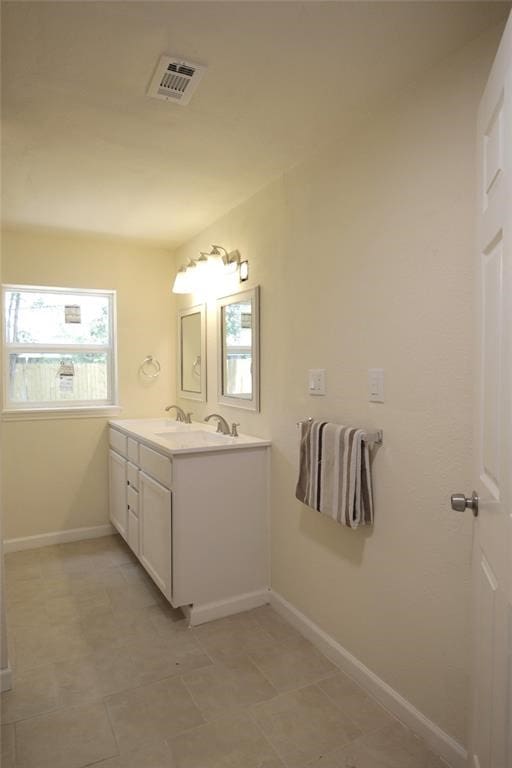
[296,417,383,446]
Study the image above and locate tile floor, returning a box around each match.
[1,535,448,767]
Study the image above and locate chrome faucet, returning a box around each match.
[165,404,192,423]
[204,413,231,435]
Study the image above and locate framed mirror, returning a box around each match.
[217,286,260,411]
[178,304,206,401]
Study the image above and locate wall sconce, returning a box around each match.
[172,266,187,294]
[200,249,223,278]
[211,244,240,275]
[172,260,196,294]
[172,266,191,294]
[172,245,247,294]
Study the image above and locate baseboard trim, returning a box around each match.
[3,524,116,553]
[187,589,270,626]
[269,590,467,768]
[0,665,12,692]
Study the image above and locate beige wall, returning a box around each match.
[1,228,175,540]
[173,27,502,746]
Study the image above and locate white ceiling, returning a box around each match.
[1,1,509,247]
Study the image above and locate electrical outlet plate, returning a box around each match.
[368,368,384,402]
[308,369,326,396]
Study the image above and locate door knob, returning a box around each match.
[451,491,479,517]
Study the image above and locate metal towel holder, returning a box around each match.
[139,355,161,380]
[296,417,383,446]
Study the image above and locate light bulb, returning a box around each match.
[195,253,209,274]
[207,252,224,278]
[172,266,190,294]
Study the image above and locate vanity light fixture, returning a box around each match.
[171,245,245,294]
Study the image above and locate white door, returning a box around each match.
[109,449,127,541]
[464,12,512,767]
[139,471,172,597]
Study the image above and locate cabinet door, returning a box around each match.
[109,449,127,540]
[139,471,172,596]
[127,509,139,556]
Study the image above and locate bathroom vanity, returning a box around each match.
[108,418,270,625]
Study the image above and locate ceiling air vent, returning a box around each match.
[147,55,206,106]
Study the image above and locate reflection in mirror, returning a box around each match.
[217,287,259,411]
[223,300,252,399]
[178,304,206,401]
[181,313,201,393]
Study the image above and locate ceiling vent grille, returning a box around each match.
[147,55,206,106]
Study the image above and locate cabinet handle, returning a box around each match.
[127,480,130,486]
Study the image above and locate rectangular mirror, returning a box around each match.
[217,286,260,411]
[178,304,206,401]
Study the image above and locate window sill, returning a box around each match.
[2,406,123,422]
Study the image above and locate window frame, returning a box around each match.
[2,284,119,415]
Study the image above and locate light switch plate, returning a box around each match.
[308,369,326,396]
[368,368,384,402]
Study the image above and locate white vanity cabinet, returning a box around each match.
[108,426,173,602]
[108,420,270,625]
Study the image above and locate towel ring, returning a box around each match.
[139,356,161,380]
[192,355,201,378]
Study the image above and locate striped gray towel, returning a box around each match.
[295,420,374,528]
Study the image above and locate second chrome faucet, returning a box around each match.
[204,413,240,437]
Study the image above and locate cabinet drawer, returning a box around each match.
[109,428,127,458]
[127,438,139,464]
[139,444,172,488]
[127,462,139,491]
[127,485,139,517]
[127,508,139,555]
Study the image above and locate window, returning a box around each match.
[3,285,117,411]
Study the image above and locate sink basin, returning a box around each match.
[153,430,236,448]
[130,419,192,432]
[154,421,192,432]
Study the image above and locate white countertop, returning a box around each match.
[109,417,271,456]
